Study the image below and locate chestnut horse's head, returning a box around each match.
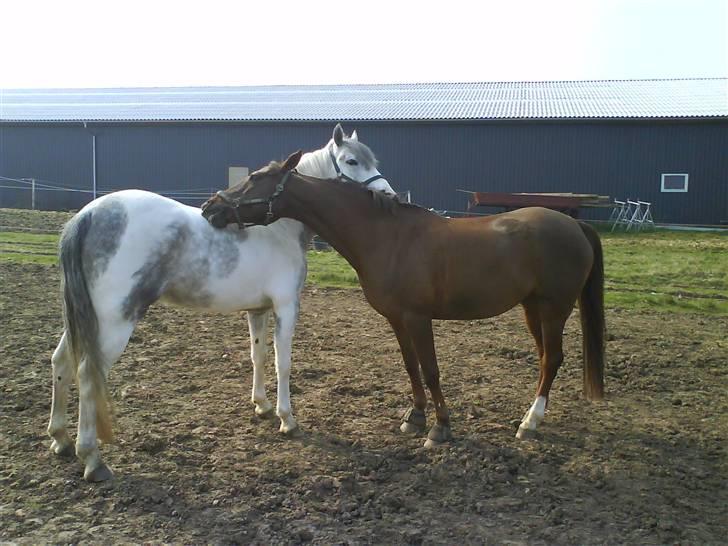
[201,150,303,229]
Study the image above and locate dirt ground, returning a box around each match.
[1,223,727,544]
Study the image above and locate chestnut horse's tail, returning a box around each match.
[577,222,605,400]
[59,212,114,442]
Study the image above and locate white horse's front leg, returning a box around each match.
[516,396,547,439]
[247,310,273,417]
[273,303,299,436]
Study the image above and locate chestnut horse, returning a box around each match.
[202,152,605,447]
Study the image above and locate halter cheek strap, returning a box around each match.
[328,145,385,186]
[215,169,294,227]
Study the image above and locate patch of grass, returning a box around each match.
[0,231,60,244]
[2,221,726,315]
[0,251,58,265]
[306,250,359,288]
[0,231,59,265]
[601,230,728,315]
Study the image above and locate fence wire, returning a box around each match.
[0,174,215,205]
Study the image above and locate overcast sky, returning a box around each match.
[1,0,725,89]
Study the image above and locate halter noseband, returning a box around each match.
[215,169,294,227]
[328,145,385,186]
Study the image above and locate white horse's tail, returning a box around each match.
[59,212,114,442]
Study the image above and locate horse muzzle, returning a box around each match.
[201,200,238,229]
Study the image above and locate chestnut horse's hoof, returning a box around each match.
[84,463,113,482]
[423,423,452,448]
[400,407,426,434]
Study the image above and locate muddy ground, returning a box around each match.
[1,217,727,545]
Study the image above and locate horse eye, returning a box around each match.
[345,159,358,166]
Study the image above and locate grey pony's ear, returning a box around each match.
[281,150,303,172]
[350,130,358,142]
[333,123,345,146]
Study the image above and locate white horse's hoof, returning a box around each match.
[254,400,274,418]
[515,425,537,440]
[280,424,302,438]
[84,463,113,482]
[50,439,74,457]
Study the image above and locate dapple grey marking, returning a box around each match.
[122,222,197,321]
[202,226,242,278]
[299,225,314,253]
[164,226,242,308]
[81,197,128,283]
[122,220,246,321]
[295,225,313,292]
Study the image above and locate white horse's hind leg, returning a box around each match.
[76,320,134,482]
[247,310,273,417]
[48,332,75,457]
[273,303,299,435]
[516,396,547,439]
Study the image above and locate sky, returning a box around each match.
[0,0,725,89]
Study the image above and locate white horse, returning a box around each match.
[48,124,394,481]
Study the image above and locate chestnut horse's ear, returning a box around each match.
[333,123,345,146]
[282,150,303,172]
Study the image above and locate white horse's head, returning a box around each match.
[328,124,395,195]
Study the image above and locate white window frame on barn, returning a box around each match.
[661,173,689,193]
[228,167,249,189]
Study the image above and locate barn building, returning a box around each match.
[1,78,726,225]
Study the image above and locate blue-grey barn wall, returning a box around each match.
[358,121,728,225]
[0,125,93,210]
[1,120,726,224]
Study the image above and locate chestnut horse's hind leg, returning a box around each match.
[404,316,452,448]
[48,332,76,457]
[517,308,568,439]
[247,310,274,418]
[388,317,428,434]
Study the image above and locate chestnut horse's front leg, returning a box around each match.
[388,317,427,434]
[402,315,452,448]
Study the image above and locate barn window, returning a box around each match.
[661,173,689,193]
[228,167,249,188]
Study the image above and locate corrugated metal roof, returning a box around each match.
[1,79,726,122]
